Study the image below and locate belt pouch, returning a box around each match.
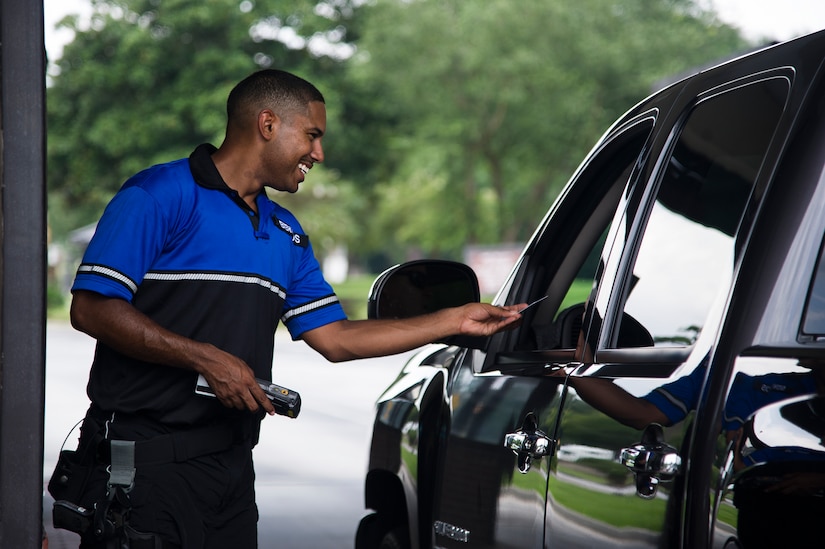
[48,447,95,503]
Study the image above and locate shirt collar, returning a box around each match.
[188,143,227,191]
[189,143,275,220]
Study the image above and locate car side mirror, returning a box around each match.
[368,259,481,320]
[368,259,487,349]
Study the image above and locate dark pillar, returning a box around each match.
[0,0,48,546]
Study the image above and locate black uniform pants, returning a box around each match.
[76,414,259,549]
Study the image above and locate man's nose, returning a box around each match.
[311,140,324,163]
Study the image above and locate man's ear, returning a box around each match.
[258,109,280,140]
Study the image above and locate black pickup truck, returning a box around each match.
[356,29,825,549]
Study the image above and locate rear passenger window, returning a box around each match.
[616,78,790,348]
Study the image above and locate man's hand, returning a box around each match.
[455,302,525,337]
[195,348,276,415]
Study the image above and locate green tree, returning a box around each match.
[348,0,750,259]
[47,0,356,237]
[47,0,753,270]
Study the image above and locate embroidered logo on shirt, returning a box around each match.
[272,214,308,248]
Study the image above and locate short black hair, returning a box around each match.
[226,69,325,124]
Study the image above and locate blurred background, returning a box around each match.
[42,0,825,317]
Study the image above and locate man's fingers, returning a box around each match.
[213,381,273,414]
[251,385,276,415]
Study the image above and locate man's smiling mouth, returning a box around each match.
[299,163,310,176]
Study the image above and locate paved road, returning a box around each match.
[43,321,412,548]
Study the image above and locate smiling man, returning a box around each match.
[58,69,522,549]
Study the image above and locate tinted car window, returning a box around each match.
[801,239,825,339]
[616,78,790,348]
[517,117,654,354]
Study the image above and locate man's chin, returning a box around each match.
[265,182,301,194]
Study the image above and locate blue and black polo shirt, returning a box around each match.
[71,143,346,426]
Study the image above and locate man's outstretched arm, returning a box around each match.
[300,302,524,363]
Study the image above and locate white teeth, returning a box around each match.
[299,164,309,175]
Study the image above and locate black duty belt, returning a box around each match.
[88,411,250,466]
[124,421,238,465]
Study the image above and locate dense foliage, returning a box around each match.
[47,0,751,269]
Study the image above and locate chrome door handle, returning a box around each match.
[620,423,682,499]
[504,431,551,457]
[504,412,553,473]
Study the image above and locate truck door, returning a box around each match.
[429,114,657,548]
[552,71,791,547]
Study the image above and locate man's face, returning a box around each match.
[265,100,326,193]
